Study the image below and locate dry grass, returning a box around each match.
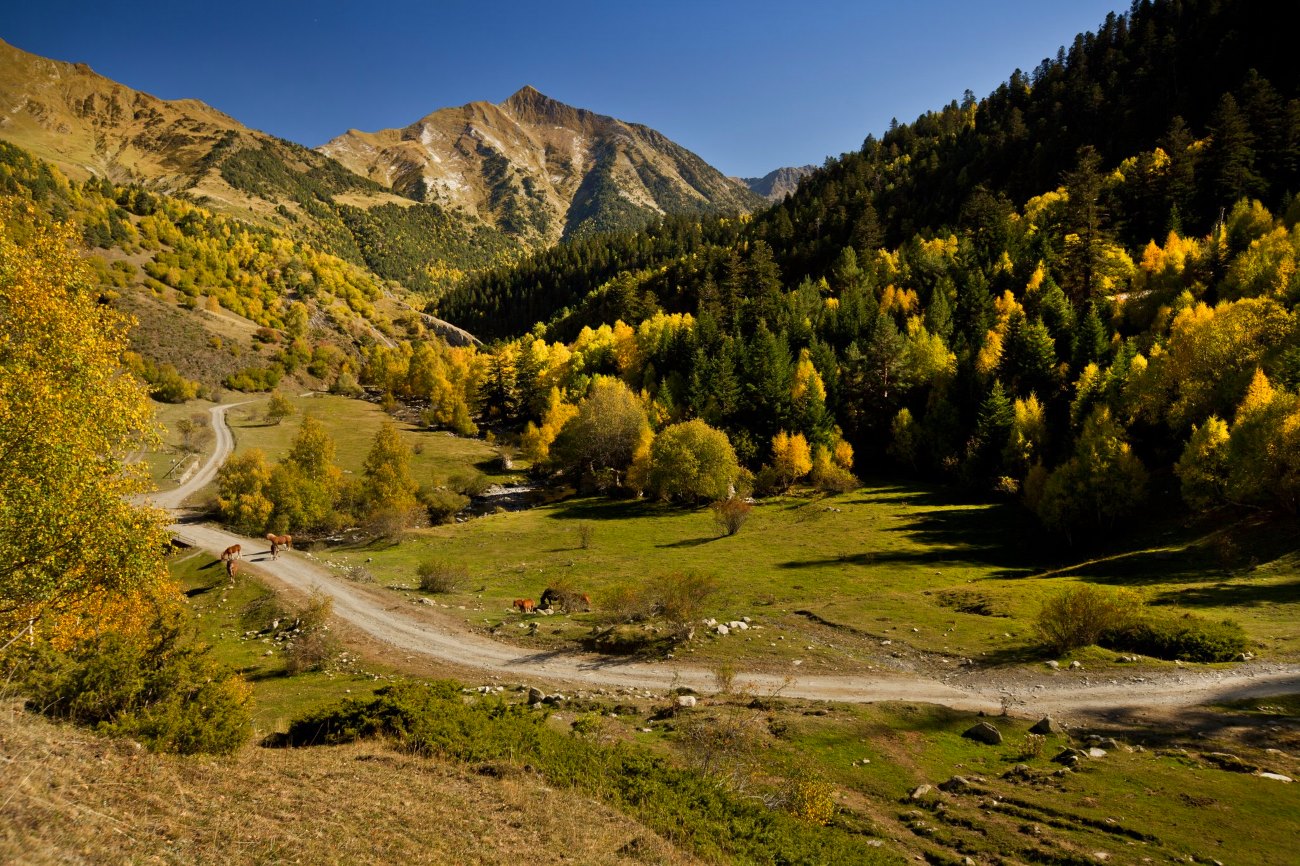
[0,700,693,865]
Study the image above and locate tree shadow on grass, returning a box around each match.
[777,498,1042,578]
[545,498,674,523]
[657,536,721,549]
[1150,578,1300,610]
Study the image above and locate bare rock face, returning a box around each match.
[319,85,764,246]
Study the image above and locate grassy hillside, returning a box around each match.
[307,481,1300,668]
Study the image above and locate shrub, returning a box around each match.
[331,370,363,397]
[1035,584,1140,654]
[647,420,740,502]
[418,486,469,524]
[12,621,251,755]
[417,559,469,593]
[448,470,491,498]
[657,571,717,628]
[576,522,594,549]
[279,681,543,762]
[786,778,836,825]
[1019,733,1047,760]
[283,592,337,674]
[712,498,752,536]
[1102,612,1247,662]
[284,630,338,674]
[265,390,295,425]
[713,661,736,694]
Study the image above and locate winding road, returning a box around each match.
[153,403,1300,717]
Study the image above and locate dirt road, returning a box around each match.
[155,404,1300,716]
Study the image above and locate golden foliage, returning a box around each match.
[0,202,171,642]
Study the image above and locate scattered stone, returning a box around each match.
[1045,660,1060,670]
[1029,716,1059,735]
[703,618,718,627]
[792,659,803,666]
[1088,747,1107,758]
[728,620,748,631]
[527,687,545,706]
[716,624,730,635]
[1203,752,1258,773]
[1257,772,1293,783]
[741,616,752,624]
[939,775,974,793]
[881,639,892,646]
[963,721,1003,745]
[909,784,935,800]
[1069,660,1084,670]
[675,695,697,708]
[1053,748,1087,766]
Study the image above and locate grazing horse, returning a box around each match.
[513,598,536,614]
[539,588,592,613]
[226,558,239,580]
[220,544,242,561]
[265,533,292,559]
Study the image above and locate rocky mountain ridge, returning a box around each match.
[319,85,765,244]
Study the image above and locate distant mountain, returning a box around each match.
[740,165,816,201]
[319,85,765,245]
[0,38,519,292]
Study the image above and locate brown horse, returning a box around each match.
[513,598,536,614]
[265,533,292,559]
[220,544,241,561]
[226,558,239,580]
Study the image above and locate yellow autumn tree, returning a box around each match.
[771,430,813,489]
[0,204,171,645]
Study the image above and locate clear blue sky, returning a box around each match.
[2,0,1124,178]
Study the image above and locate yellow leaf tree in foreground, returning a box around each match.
[0,203,171,645]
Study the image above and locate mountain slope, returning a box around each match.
[0,38,519,292]
[741,165,816,201]
[319,85,764,245]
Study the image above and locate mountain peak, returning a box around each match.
[500,85,571,121]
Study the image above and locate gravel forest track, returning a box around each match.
[152,404,1300,716]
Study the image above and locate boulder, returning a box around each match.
[527,687,545,706]
[1087,747,1107,758]
[962,721,1003,745]
[1068,660,1084,670]
[715,624,730,635]
[1044,660,1060,670]
[939,775,974,793]
[675,695,697,708]
[1052,748,1087,766]
[1258,772,1293,783]
[909,784,934,800]
[1029,716,1058,735]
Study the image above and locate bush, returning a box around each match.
[1035,584,1140,654]
[448,470,491,498]
[657,571,716,628]
[279,681,543,762]
[418,486,469,524]
[712,498,752,536]
[786,778,836,825]
[647,420,739,503]
[1102,612,1247,662]
[416,559,469,593]
[283,592,337,674]
[576,522,594,549]
[12,621,251,755]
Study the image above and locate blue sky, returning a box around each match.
[3,0,1123,177]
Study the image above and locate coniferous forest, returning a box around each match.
[428,0,1300,541]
